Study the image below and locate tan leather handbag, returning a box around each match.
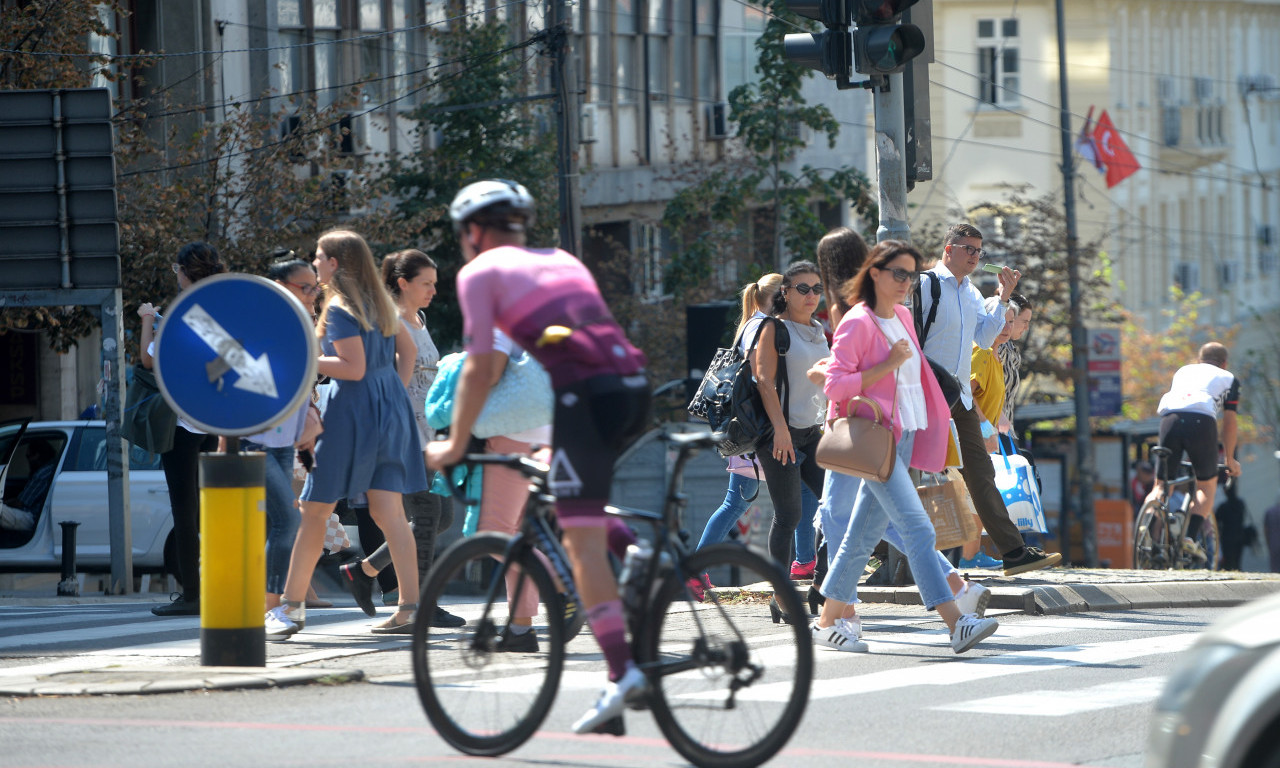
[816,395,897,482]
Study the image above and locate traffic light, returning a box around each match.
[783,0,852,81]
[852,0,925,76]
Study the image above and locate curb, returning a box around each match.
[0,666,365,697]
[857,578,1280,615]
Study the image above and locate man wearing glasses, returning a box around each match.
[917,223,1061,576]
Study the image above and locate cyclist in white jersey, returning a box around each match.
[1145,341,1241,559]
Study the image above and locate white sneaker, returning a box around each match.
[265,605,304,638]
[571,665,648,734]
[955,580,991,618]
[811,619,868,652]
[950,613,998,654]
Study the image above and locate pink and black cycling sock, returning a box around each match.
[585,599,632,682]
[607,517,637,559]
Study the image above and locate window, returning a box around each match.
[647,0,669,102]
[695,0,716,101]
[616,0,640,103]
[275,1,421,112]
[638,224,673,302]
[977,17,1019,107]
[70,428,162,472]
[722,1,766,96]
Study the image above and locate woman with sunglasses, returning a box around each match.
[753,261,830,622]
[137,242,227,616]
[812,240,999,654]
[243,255,320,613]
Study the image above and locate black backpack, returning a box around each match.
[911,272,963,408]
[687,318,790,458]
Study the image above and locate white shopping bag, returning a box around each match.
[989,442,1048,533]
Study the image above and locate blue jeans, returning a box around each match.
[697,472,819,561]
[819,469,955,580]
[820,432,955,610]
[244,443,299,595]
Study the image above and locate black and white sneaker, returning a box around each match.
[1001,546,1062,576]
[950,613,998,654]
[810,619,869,653]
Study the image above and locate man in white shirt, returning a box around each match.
[1147,341,1241,560]
[918,224,1061,576]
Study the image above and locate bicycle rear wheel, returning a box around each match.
[412,532,565,756]
[1133,499,1169,570]
[640,543,812,768]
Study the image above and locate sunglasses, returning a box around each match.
[880,267,919,284]
[790,282,822,296]
[285,280,320,296]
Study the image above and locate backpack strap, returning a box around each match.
[747,317,790,424]
[914,270,942,345]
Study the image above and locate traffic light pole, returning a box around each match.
[872,75,911,243]
[1055,0,1097,566]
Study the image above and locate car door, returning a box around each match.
[47,424,172,568]
[0,423,70,566]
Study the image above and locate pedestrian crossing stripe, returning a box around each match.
[933,676,1167,716]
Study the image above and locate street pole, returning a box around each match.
[873,73,911,243]
[549,0,582,257]
[1055,0,1097,566]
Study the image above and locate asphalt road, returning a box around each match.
[0,600,1224,767]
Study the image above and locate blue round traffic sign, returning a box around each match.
[154,273,318,436]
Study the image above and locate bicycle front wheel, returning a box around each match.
[640,543,812,768]
[1133,500,1168,570]
[412,532,565,756]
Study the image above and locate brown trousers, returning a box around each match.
[951,401,1025,556]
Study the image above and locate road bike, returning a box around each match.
[411,430,813,768]
[1133,446,1221,571]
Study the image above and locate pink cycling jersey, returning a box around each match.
[457,245,646,387]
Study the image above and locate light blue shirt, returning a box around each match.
[918,262,1007,410]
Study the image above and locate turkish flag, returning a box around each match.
[1091,110,1140,188]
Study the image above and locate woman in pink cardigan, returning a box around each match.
[810,240,999,654]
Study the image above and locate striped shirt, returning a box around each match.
[997,340,1022,425]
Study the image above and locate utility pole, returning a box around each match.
[873,74,911,243]
[1055,0,1097,566]
[548,0,582,257]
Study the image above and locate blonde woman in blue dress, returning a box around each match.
[266,230,430,637]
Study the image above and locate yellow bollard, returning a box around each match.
[199,451,266,666]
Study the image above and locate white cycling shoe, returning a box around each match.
[571,665,648,734]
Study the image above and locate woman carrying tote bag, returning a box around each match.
[811,240,999,655]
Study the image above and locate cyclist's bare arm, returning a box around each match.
[1222,410,1241,476]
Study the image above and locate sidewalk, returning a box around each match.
[857,566,1280,615]
[3,567,1279,699]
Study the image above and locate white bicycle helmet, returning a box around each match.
[449,179,536,234]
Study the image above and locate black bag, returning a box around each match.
[911,272,963,409]
[688,318,790,458]
[121,364,178,454]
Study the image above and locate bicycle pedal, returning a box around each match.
[591,715,626,736]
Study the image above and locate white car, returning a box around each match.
[1146,590,1280,768]
[0,420,175,574]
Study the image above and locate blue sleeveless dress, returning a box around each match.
[301,305,428,503]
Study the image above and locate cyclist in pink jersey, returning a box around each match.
[426,179,651,735]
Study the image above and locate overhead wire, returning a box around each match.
[931,58,1266,182]
[0,0,529,61]
[119,41,541,179]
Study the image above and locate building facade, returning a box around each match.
[2,0,870,422]
[910,0,1280,567]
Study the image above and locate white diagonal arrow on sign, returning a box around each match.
[180,303,278,398]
